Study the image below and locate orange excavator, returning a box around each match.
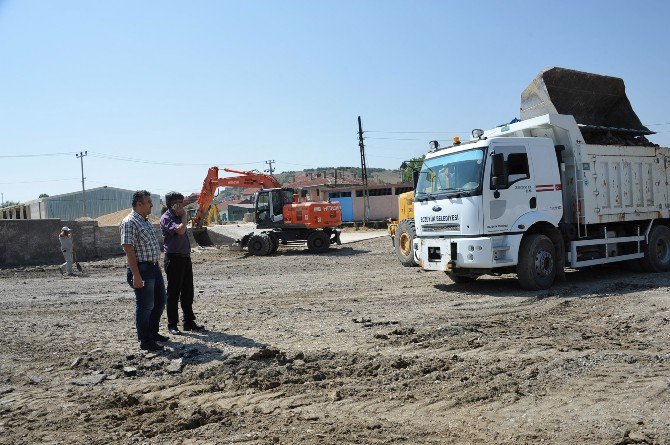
[192,166,342,255]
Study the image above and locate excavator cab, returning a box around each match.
[254,188,295,228]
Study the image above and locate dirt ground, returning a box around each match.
[1,234,669,444]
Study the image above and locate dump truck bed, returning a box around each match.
[567,144,670,225]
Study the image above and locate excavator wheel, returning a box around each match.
[268,233,279,254]
[247,233,272,256]
[395,219,417,267]
[307,230,330,253]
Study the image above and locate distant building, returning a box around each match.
[227,203,254,221]
[217,199,251,221]
[0,186,161,220]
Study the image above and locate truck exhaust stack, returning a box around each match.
[521,67,655,146]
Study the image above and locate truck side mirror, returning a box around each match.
[491,153,507,189]
[412,170,420,189]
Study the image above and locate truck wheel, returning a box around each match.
[307,230,330,253]
[447,273,477,284]
[640,225,670,272]
[395,219,417,267]
[247,233,271,256]
[517,234,556,290]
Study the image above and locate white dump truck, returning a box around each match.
[413,67,670,289]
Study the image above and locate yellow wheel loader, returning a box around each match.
[388,190,417,267]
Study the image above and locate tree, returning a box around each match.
[0,200,20,209]
[400,155,425,183]
[38,193,49,198]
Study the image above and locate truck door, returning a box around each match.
[483,144,534,234]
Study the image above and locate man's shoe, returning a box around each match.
[183,322,205,332]
[168,327,181,335]
[140,341,164,352]
[58,267,64,276]
[154,333,170,342]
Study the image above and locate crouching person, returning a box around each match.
[120,190,169,352]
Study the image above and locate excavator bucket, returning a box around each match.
[520,67,654,145]
[192,227,214,247]
[190,227,237,247]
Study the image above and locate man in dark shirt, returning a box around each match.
[160,191,205,335]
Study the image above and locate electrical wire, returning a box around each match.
[365,130,469,134]
[364,137,430,141]
[0,152,77,158]
[88,153,266,167]
[0,178,79,185]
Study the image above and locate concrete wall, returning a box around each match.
[0,219,164,268]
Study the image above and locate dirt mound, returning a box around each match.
[96,208,160,226]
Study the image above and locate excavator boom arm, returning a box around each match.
[193,166,281,226]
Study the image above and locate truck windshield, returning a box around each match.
[415,148,485,199]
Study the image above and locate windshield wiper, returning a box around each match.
[415,193,436,202]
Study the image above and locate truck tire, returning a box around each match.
[247,233,271,256]
[639,224,670,272]
[517,234,556,290]
[307,230,330,253]
[395,219,417,267]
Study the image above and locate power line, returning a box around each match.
[365,130,469,134]
[365,137,430,141]
[0,152,76,158]
[89,153,280,168]
[0,178,79,185]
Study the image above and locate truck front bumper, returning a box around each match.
[413,234,522,272]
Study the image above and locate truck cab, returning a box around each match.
[413,135,563,284]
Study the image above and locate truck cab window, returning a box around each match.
[489,146,530,189]
[416,148,485,198]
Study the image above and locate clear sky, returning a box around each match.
[1,0,669,203]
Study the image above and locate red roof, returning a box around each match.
[184,193,199,205]
[288,174,376,188]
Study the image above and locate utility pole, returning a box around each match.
[357,116,370,224]
[76,151,88,217]
[265,159,275,175]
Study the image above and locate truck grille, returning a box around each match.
[422,223,460,232]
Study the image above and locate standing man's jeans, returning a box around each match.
[61,249,73,274]
[126,262,166,345]
[164,254,195,329]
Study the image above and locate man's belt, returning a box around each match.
[137,260,159,265]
